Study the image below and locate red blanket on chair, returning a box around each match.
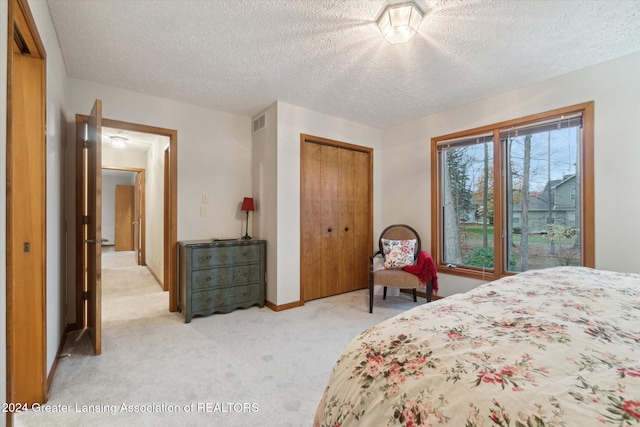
[403,251,438,293]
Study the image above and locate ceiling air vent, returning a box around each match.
[253,113,266,134]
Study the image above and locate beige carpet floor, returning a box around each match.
[15,248,426,427]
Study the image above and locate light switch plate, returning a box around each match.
[200,206,207,216]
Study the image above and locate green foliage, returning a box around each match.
[465,246,517,270]
[545,223,576,239]
[465,247,494,268]
[461,224,494,237]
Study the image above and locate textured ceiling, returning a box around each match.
[47,0,640,129]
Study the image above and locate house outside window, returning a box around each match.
[431,103,594,280]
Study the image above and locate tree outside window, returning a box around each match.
[431,103,594,280]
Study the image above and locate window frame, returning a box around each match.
[430,102,594,281]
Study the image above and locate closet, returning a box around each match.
[300,135,372,301]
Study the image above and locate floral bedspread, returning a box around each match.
[314,267,640,426]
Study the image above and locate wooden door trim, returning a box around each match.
[163,148,170,292]
[299,134,373,303]
[7,0,47,413]
[75,117,178,320]
[301,133,373,154]
[101,119,177,309]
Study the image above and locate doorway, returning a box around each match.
[74,116,178,344]
[102,168,145,262]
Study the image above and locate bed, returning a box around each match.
[314,267,640,426]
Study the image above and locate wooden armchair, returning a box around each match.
[369,224,433,313]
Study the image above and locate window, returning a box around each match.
[431,103,594,280]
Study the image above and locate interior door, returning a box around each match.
[337,148,370,292]
[115,185,134,251]
[7,0,47,406]
[85,100,103,355]
[301,141,338,301]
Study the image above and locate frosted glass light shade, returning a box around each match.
[377,3,423,44]
[110,135,127,149]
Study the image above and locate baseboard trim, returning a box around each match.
[265,299,303,312]
[266,291,441,312]
[147,265,164,290]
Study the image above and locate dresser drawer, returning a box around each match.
[191,283,262,313]
[191,244,262,269]
[191,246,233,269]
[234,245,262,264]
[191,264,262,291]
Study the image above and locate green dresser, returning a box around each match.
[178,239,266,323]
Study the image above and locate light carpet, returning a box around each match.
[15,249,427,427]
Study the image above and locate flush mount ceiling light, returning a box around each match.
[377,2,423,44]
[110,135,128,149]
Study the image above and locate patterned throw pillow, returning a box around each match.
[382,239,416,269]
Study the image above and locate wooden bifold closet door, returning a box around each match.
[7,0,47,407]
[301,136,372,301]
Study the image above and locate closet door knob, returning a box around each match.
[327,227,333,232]
[344,226,349,231]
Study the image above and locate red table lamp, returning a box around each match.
[241,197,255,239]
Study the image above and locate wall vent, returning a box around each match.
[253,113,266,133]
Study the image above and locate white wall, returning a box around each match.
[66,78,252,239]
[273,102,383,305]
[1,2,8,423]
[102,145,148,169]
[29,0,70,381]
[252,102,278,303]
[382,51,640,296]
[146,137,171,280]
[101,172,136,245]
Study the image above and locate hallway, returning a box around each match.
[101,247,167,324]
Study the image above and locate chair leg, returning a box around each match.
[383,286,387,300]
[426,280,433,303]
[412,288,417,302]
[369,281,374,313]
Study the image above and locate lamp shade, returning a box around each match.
[377,2,423,44]
[241,197,255,211]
